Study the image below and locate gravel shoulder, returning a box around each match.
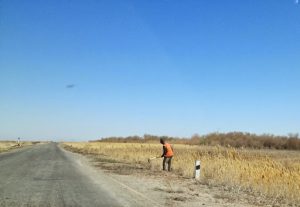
[60,145,162,207]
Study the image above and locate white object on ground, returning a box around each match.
[194,160,201,180]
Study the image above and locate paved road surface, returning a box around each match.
[0,143,121,207]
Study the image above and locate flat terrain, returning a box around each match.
[0,143,124,207]
[63,142,300,207]
[1,142,298,207]
[0,141,35,153]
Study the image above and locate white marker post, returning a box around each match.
[194,160,201,180]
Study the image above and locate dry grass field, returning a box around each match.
[0,141,35,153]
[63,142,300,206]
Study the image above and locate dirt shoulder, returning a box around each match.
[62,146,282,207]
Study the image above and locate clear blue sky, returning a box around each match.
[1,0,299,140]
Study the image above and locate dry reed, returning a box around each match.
[63,142,300,205]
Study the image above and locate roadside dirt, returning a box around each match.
[62,148,283,207]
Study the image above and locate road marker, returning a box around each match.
[194,160,201,180]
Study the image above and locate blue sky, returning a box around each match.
[0,0,299,140]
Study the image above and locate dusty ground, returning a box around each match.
[64,148,287,207]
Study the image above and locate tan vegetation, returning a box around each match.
[0,141,36,153]
[63,142,300,206]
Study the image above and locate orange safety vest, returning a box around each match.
[163,143,174,157]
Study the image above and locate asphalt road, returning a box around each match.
[0,143,121,207]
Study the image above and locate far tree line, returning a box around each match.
[92,132,300,150]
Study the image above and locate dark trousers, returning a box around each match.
[163,157,172,171]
